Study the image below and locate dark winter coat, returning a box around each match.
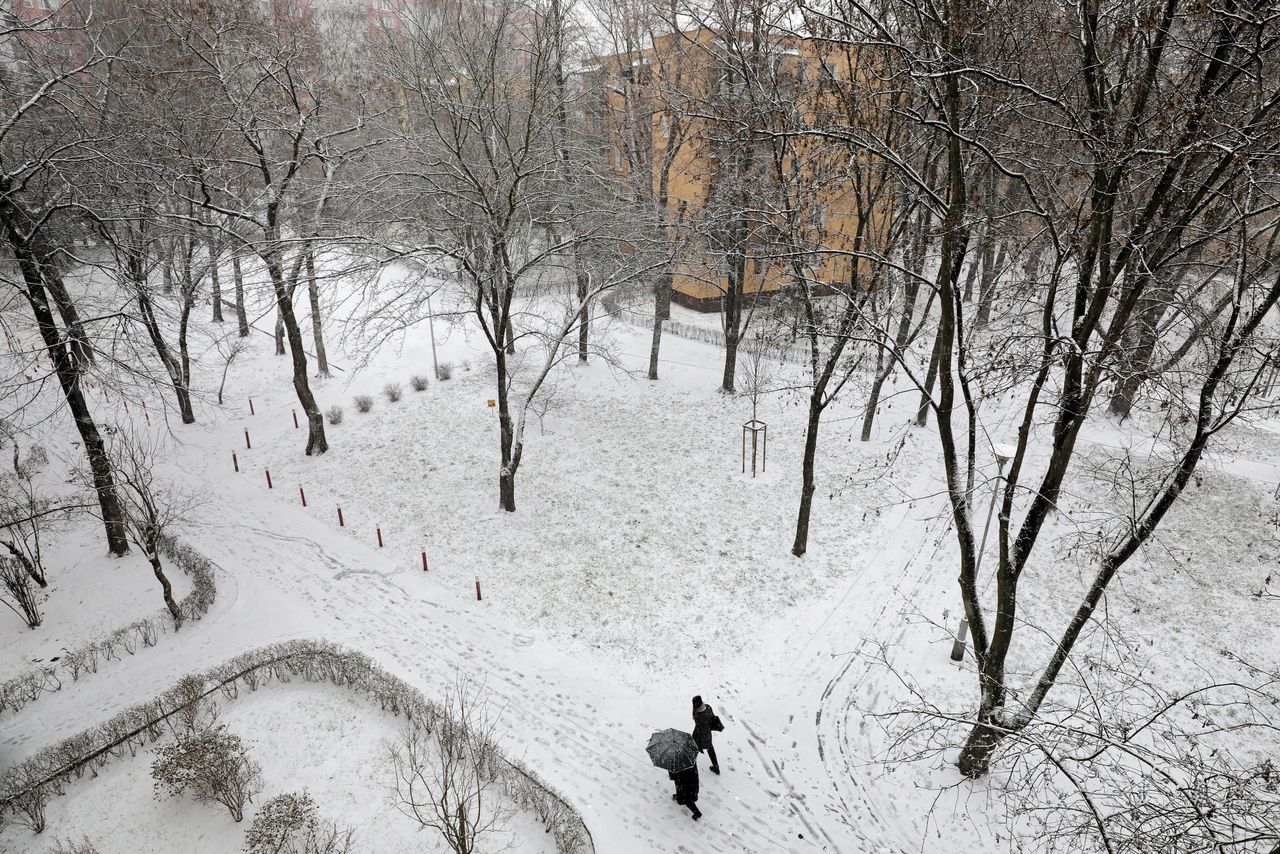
[670,765,700,805]
[692,704,717,750]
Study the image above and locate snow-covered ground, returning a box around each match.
[1,524,191,682]
[3,260,1278,853]
[4,682,557,854]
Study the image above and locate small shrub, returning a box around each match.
[325,406,344,426]
[169,674,219,736]
[461,359,471,372]
[51,838,101,854]
[246,791,356,854]
[409,374,430,392]
[436,362,453,381]
[383,383,403,403]
[353,395,374,413]
[152,726,261,822]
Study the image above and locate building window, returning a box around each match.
[753,256,764,275]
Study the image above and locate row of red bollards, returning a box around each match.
[232,420,482,597]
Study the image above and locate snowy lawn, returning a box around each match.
[234,313,898,685]
[0,522,191,682]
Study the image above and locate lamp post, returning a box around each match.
[952,444,1014,662]
[426,292,440,381]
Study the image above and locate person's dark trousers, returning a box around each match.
[705,744,719,773]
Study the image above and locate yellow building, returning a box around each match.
[582,29,870,311]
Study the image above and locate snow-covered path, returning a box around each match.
[1,387,927,854]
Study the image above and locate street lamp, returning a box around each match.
[952,443,1015,662]
[426,292,440,381]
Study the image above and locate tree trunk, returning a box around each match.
[861,361,888,442]
[265,248,327,456]
[232,252,249,337]
[210,240,224,323]
[792,397,823,556]
[46,275,94,368]
[648,268,671,381]
[177,290,195,424]
[495,343,519,512]
[274,309,285,356]
[1108,284,1172,420]
[305,247,329,377]
[147,550,183,627]
[2,228,129,555]
[720,251,746,393]
[576,268,589,364]
[955,721,1006,778]
[136,288,195,424]
[975,242,1006,328]
[721,323,740,394]
[915,325,944,426]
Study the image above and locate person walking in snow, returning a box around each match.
[669,763,702,820]
[692,695,723,774]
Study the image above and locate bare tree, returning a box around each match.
[103,429,194,627]
[371,0,658,511]
[388,680,510,854]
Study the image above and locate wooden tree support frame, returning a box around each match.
[742,419,767,477]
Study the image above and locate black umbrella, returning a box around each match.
[646,728,699,772]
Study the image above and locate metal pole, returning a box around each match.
[426,293,440,380]
[974,457,1007,578]
[955,455,1008,663]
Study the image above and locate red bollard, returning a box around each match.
[421,550,428,572]
[475,578,482,601]
[249,398,255,416]
[245,429,252,450]
[232,451,239,473]
[265,468,273,489]
[376,527,384,548]
[299,486,307,507]
[141,399,147,411]
[144,412,151,425]
[123,398,129,412]
[292,410,299,429]
[337,506,345,527]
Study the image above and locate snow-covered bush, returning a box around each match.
[437,362,453,381]
[245,791,356,854]
[5,765,48,833]
[325,406,344,426]
[409,375,430,392]
[169,675,219,736]
[383,383,403,403]
[353,395,374,413]
[0,555,41,629]
[50,837,101,854]
[151,726,261,822]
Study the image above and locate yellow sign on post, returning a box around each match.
[487,399,496,408]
